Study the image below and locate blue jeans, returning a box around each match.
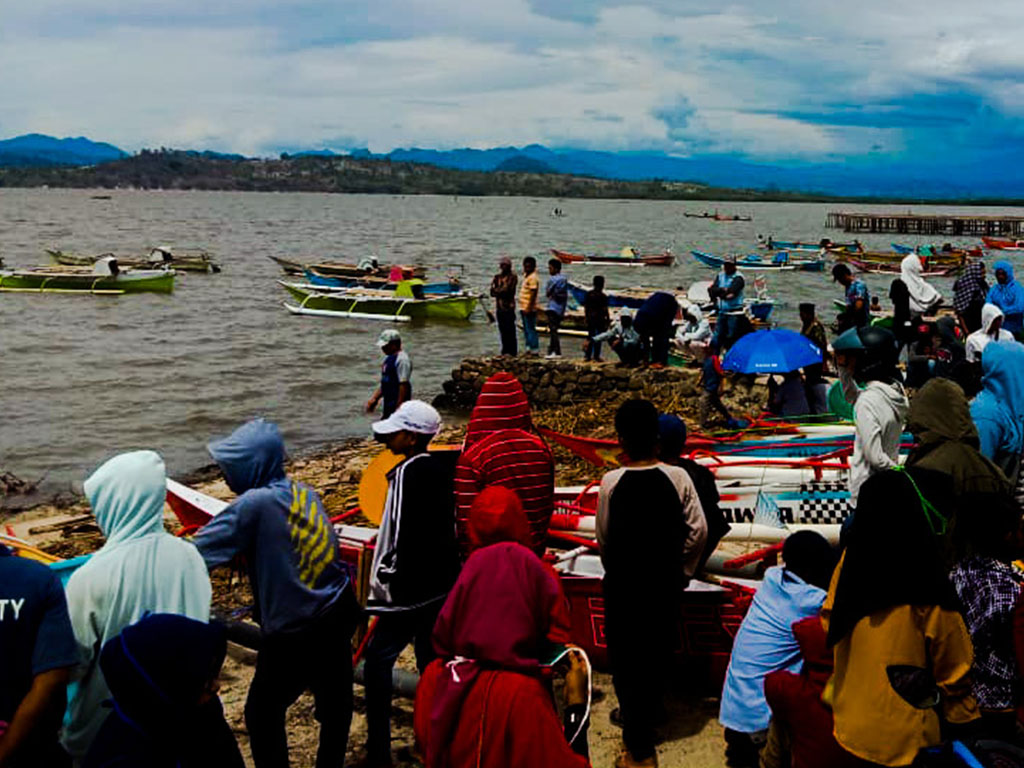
[521,310,539,352]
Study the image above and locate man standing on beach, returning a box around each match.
[546,258,568,359]
[366,329,411,418]
[708,256,745,350]
[490,257,518,356]
[519,256,540,355]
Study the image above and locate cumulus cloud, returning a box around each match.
[2,0,1023,163]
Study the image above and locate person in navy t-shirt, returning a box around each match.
[0,547,79,768]
[366,328,412,418]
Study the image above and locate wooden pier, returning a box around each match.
[826,211,1024,236]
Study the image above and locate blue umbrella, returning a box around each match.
[722,328,822,374]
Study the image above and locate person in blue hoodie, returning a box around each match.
[192,419,358,768]
[970,341,1024,484]
[986,261,1024,337]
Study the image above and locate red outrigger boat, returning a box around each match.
[550,248,674,267]
[981,236,1024,251]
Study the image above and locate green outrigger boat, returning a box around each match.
[280,279,478,321]
[0,261,175,295]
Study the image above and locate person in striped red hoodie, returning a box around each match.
[454,372,555,557]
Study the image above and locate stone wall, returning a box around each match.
[434,356,702,409]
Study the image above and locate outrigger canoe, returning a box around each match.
[551,248,674,267]
[48,248,219,273]
[846,258,960,277]
[691,251,825,272]
[760,239,858,252]
[280,280,479,321]
[305,268,463,294]
[981,237,1024,251]
[0,265,175,294]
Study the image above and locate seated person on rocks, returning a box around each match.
[594,309,645,366]
[454,372,554,557]
[766,370,811,418]
[82,614,243,768]
[719,531,836,768]
[674,303,711,356]
[414,486,589,768]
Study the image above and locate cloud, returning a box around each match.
[3,0,1024,166]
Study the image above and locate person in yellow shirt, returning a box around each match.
[519,256,540,355]
[822,469,979,767]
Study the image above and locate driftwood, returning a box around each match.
[28,515,96,536]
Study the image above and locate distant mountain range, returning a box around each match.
[2,133,1022,200]
[0,134,126,167]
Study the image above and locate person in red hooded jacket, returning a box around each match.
[414,486,589,768]
[762,616,864,768]
[453,373,555,556]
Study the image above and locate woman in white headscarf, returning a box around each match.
[900,253,943,314]
[966,303,1015,363]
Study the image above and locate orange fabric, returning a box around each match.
[415,661,588,768]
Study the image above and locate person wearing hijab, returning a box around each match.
[954,261,989,333]
[949,496,1024,740]
[413,487,588,768]
[453,373,555,556]
[718,532,836,767]
[970,340,1024,483]
[966,303,1015,363]
[987,261,1024,337]
[192,419,358,768]
[63,451,212,761]
[900,253,943,315]
[761,617,864,768]
[82,614,243,768]
[822,470,979,766]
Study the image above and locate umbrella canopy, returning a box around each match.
[722,328,822,374]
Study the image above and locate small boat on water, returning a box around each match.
[268,255,427,279]
[684,211,752,221]
[692,250,825,272]
[846,258,960,277]
[269,255,307,275]
[830,248,969,268]
[280,279,479,321]
[981,236,1024,251]
[305,268,465,294]
[759,237,858,252]
[551,247,674,267]
[0,257,175,294]
[48,247,220,273]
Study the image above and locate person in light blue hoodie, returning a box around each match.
[718,531,836,768]
[192,419,358,768]
[64,451,212,761]
[970,340,1024,484]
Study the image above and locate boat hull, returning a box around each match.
[49,250,217,273]
[691,251,824,272]
[280,282,478,320]
[551,248,673,267]
[982,236,1024,250]
[0,270,175,294]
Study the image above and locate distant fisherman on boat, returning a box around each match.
[708,255,745,349]
[367,329,412,418]
[358,256,380,273]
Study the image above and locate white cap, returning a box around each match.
[372,400,441,436]
[377,328,401,348]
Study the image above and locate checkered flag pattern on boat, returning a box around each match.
[797,481,850,523]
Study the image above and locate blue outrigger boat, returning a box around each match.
[692,250,826,272]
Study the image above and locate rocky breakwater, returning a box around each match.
[435,356,701,409]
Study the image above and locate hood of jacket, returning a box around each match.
[994,260,1016,285]
[909,378,978,447]
[981,302,1005,335]
[84,450,167,548]
[207,418,286,495]
[464,373,532,449]
[792,615,832,689]
[100,613,226,735]
[862,379,909,423]
[979,340,1024,423]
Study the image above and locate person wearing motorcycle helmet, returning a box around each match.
[832,325,909,506]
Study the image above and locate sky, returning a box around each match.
[3,0,1024,167]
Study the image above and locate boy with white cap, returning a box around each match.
[366,329,411,418]
[363,400,460,765]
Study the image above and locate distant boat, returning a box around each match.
[831,248,971,268]
[269,255,307,275]
[48,247,219,273]
[760,238,858,252]
[550,247,674,267]
[691,250,825,272]
[981,236,1024,251]
[268,255,427,279]
[305,268,464,294]
[846,258,960,277]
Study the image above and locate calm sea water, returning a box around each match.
[2,189,1022,492]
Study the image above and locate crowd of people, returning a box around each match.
[6,250,1024,768]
